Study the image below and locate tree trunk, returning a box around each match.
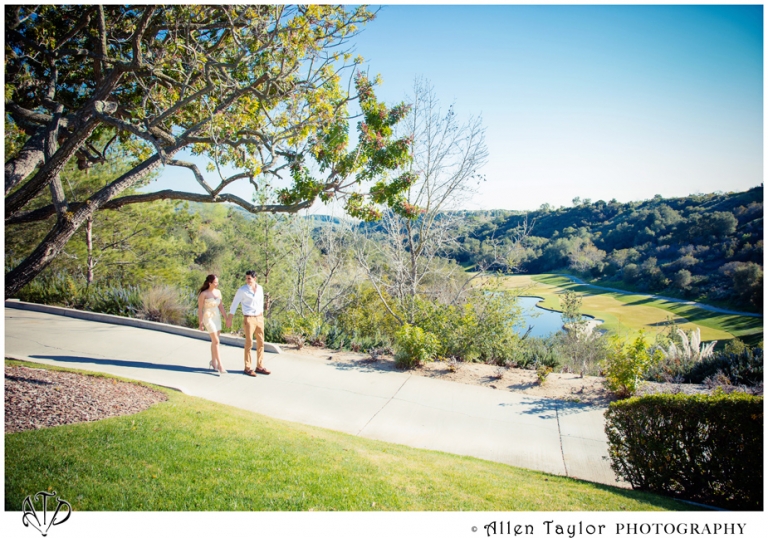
[5,152,166,298]
[5,216,83,298]
[5,118,99,220]
[4,128,45,195]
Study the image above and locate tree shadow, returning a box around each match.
[647,317,689,327]
[499,397,603,418]
[328,359,402,376]
[5,374,55,386]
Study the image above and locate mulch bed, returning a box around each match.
[5,364,167,433]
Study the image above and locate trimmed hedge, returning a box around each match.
[604,392,763,510]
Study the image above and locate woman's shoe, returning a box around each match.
[209,360,215,371]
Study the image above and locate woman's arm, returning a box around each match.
[197,293,205,330]
[217,290,227,317]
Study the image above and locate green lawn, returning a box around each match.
[5,360,693,511]
[499,274,762,345]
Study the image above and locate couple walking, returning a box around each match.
[196,270,271,377]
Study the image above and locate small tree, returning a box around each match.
[673,269,693,291]
[355,77,489,325]
[560,290,583,327]
[604,334,662,398]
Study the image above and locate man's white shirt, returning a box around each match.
[229,284,264,316]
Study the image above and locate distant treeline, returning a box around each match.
[443,186,763,312]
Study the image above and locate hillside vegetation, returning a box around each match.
[447,186,763,312]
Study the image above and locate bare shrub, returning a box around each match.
[446,357,463,373]
[491,366,506,380]
[284,333,305,350]
[308,333,326,347]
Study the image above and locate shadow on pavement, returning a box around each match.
[29,354,216,375]
[326,359,403,376]
[500,398,603,419]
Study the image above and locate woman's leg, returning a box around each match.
[210,331,226,372]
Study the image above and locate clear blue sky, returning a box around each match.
[149,4,763,212]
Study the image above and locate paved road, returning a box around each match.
[558,274,762,318]
[4,303,622,487]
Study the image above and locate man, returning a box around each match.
[226,270,270,376]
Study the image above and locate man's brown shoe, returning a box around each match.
[244,369,257,377]
[255,367,271,375]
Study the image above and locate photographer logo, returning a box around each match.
[22,491,72,536]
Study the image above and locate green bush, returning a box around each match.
[323,324,350,350]
[509,336,561,370]
[603,334,662,398]
[605,392,763,510]
[335,287,400,342]
[413,291,521,365]
[264,317,287,344]
[87,285,142,317]
[16,272,83,307]
[394,324,440,369]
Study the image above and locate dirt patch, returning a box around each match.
[286,345,717,407]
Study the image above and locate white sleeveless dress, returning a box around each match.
[202,297,222,333]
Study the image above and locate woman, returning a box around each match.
[197,274,228,374]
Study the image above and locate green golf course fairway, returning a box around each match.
[500,274,762,345]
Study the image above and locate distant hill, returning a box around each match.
[445,186,763,312]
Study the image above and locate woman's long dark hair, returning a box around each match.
[198,274,217,295]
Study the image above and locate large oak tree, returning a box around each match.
[5,4,416,298]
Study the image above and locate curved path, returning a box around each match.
[558,275,762,318]
[4,300,621,488]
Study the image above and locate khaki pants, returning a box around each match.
[243,314,264,371]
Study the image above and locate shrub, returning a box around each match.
[414,291,521,365]
[336,287,400,342]
[17,272,82,307]
[394,324,440,369]
[349,334,386,353]
[554,327,610,377]
[264,317,287,344]
[605,392,763,510]
[467,291,522,364]
[603,334,662,398]
[89,285,142,317]
[509,336,559,370]
[283,333,305,350]
[324,324,350,350]
[138,285,189,325]
[536,365,553,385]
[685,346,763,387]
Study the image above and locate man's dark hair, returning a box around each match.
[245,270,256,277]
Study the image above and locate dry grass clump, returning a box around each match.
[138,285,188,325]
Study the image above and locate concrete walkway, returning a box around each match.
[4,302,622,488]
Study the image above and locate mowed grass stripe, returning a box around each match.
[5,361,691,511]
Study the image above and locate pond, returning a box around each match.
[513,296,593,338]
